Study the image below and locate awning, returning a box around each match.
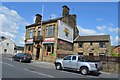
[42,42,54,44]
[25,42,33,44]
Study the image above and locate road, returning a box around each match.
[1,54,119,78]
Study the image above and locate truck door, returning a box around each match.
[62,55,72,68]
[71,56,77,69]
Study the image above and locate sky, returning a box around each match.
[0,2,119,46]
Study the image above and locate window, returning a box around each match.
[44,44,54,56]
[46,25,55,37]
[29,29,33,38]
[7,43,9,46]
[72,56,76,60]
[78,42,83,48]
[78,56,85,62]
[4,49,7,53]
[78,52,83,55]
[38,27,41,36]
[63,56,71,60]
[99,42,106,48]
[99,53,105,60]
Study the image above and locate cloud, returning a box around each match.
[32,16,36,23]
[0,32,15,39]
[77,25,97,35]
[0,6,28,45]
[49,14,57,19]
[97,25,106,31]
[111,36,119,45]
[96,18,104,21]
[18,33,25,45]
[97,24,118,33]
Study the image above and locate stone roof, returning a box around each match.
[0,36,6,42]
[26,17,63,28]
[74,35,110,42]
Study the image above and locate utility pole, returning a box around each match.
[41,5,44,61]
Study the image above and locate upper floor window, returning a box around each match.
[6,43,9,46]
[29,29,33,38]
[99,42,106,48]
[38,27,41,36]
[78,42,83,48]
[46,25,55,37]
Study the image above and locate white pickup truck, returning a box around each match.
[54,55,103,75]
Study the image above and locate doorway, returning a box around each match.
[36,47,40,60]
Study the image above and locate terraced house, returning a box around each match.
[25,5,79,62]
[25,5,111,62]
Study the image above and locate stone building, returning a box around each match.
[112,45,120,54]
[25,5,79,62]
[74,35,111,58]
[0,36,15,55]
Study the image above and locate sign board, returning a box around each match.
[25,39,33,44]
[58,20,73,43]
[43,38,55,42]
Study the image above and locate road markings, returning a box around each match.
[29,64,54,69]
[60,70,99,78]
[100,71,111,74]
[24,69,55,78]
[2,62,14,67]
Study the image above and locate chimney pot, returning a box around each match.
[35,14,42,24]
[62,5,70,17]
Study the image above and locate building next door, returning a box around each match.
[36,45,40,60]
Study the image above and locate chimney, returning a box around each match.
[35,14,42,24]
[62,5,70,17]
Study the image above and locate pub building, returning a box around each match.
[25,5,79,62]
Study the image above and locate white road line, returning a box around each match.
[60,70,82,76]
[3,58,12,61]
[100,71,111,74]
[29,64,53,69]
[24,69,55,78]
[2,62,14,67]
[60,70,99,78]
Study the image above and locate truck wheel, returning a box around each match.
[56,64,62,70]
[80,67,89,75]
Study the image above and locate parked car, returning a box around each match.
[12,53,32,63]
[54,55,103,75]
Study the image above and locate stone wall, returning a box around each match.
[74,41,110,56]
[102,62,119,73]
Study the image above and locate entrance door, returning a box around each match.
[36,48,40,60]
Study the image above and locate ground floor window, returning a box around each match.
[44,44,54,56]
[78,52,83,55]
[99,53,105,60]
[26,44,33,54]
